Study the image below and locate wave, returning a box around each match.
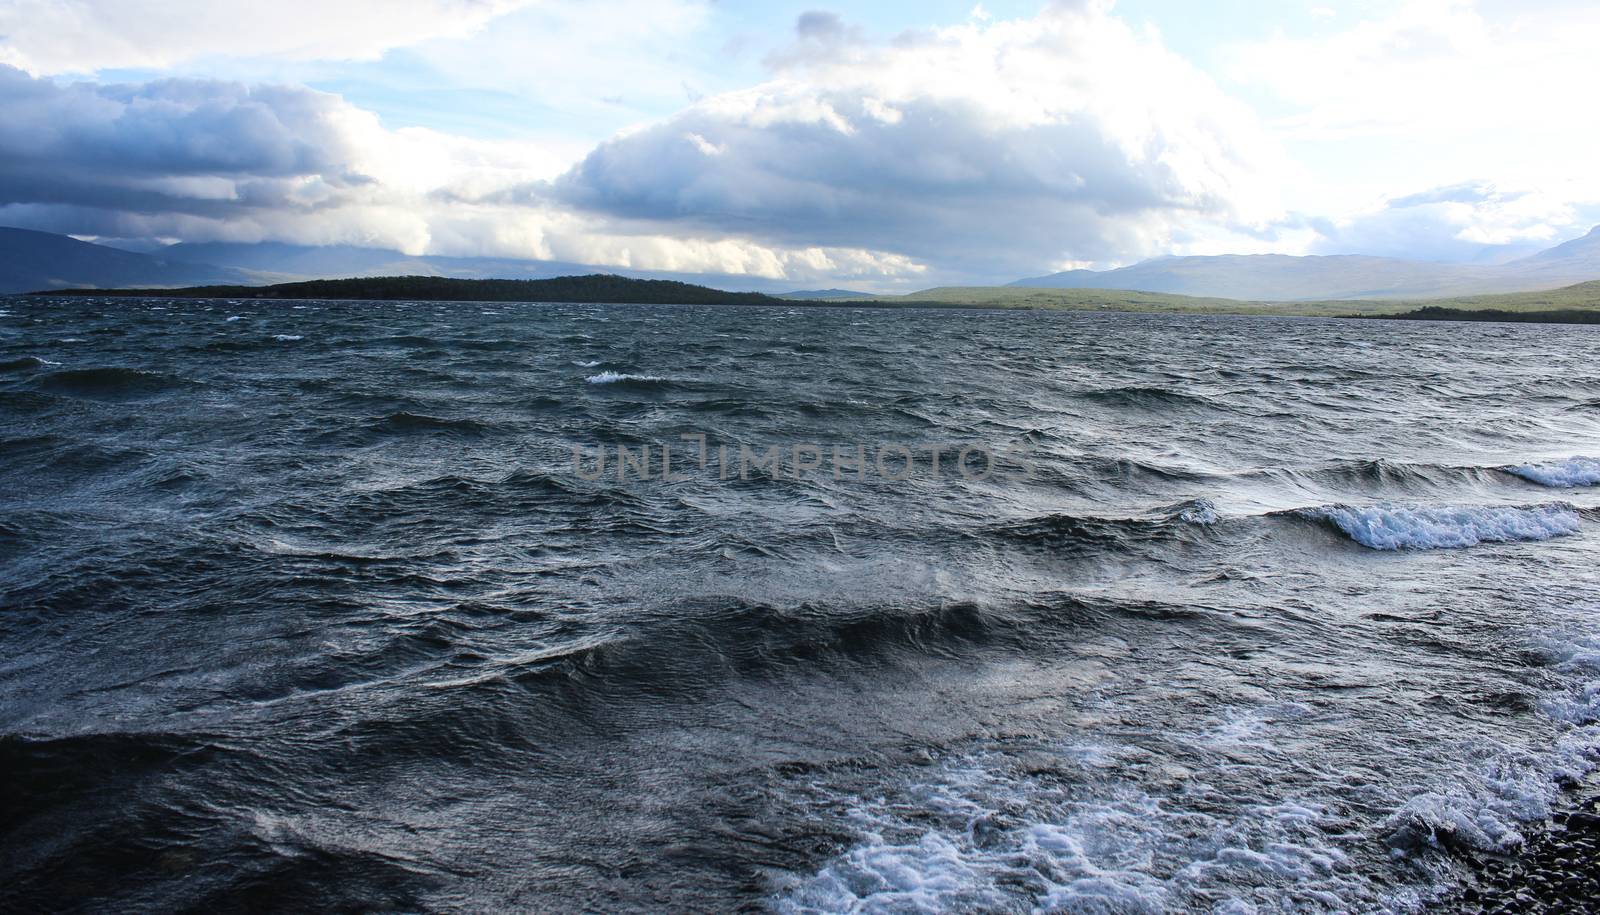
[1079,456,1213,484]
[1078,386,1219,411]
[369,411,494,436]
[586,371,667,386]
[993,503,1220,555]
[1504,457,1600,488]
[33,366,194,400]
[0,356,49,372]
[441,593,1184,699]
[1248,458,1503,492]
[1295,503,1583,550]
[1172,497,1220,525]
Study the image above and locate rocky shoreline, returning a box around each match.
[1440,787,1600,914]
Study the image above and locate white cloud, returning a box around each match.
[401,0,719,135]
[1308,181,1600,261]
[548,4,1290,279]
[12,0,1597,285]
[1229,1,1600,174]
[1222,0,1600,258]
[0,0,537,74]
[0,64,922,284]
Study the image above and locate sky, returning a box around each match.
[1,0,1598,290]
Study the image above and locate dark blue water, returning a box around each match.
[2,297,1599,913]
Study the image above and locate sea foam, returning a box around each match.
[1303,503,1582,550]
[1505,456,1600,488]
[586,371,663,385]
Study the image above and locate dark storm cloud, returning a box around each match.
[0,66,370,218]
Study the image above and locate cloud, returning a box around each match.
[1214,1,1600,264]
[400,0,718,136]
[0,64,916,283]
[1228,0,1600,151]
[0,67,374,217]
[0,3,1295,286]
[1308,181,1600,262]
[0,0,537,74]
[548,5,1288,278]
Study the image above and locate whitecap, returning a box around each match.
[586,371,663,385]
[1505,456,1600,488]
[273,334,304,342]
[1302,503,1582,550]
[572,360,602,368]
[225,315,243,322]
[776,744,1368,914]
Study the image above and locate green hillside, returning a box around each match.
[827,280,1600,320]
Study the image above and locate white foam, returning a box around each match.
[784,832,1002,913]
[775,741,1378,914]
[1304,503,1582,550]
[273,334,303,342]
[1535,628,1600,729]
[1506,456,1600,488]
[1178,499,1220,525]
[225,315,242,322]
[586,371,662,384]
[572,360,602,367]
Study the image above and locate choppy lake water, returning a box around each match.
[2,298,1599,912]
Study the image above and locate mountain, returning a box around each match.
[33,274,787,306]
[779,288,874,300]
[150,241,806,295]
[13,224,1600,303]
[1513,225,1600,273]
[0,228,251,294]
[1010,226,1600,300]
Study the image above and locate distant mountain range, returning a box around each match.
[0,232,807,296]
[1010,226,1600,300]
[113,240,809,295]
[4,224,1600,301]
[35,274,785,306]
[779,288,875,300]
[0,227,252,293]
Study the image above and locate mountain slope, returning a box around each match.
[779,288,874,300]
[1011,226,1600,300]
[156,241,807,295]
[1508,226,1600,277]
[31,274,786,306]
[0,228,250,293]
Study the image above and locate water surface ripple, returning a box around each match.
[2,298,1599,912]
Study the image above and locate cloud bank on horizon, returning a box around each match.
[0,0,1598,290]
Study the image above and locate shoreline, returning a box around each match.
[1442,774,1600,913]
[13,290,1600,325]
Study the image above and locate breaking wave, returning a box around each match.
[1295,502,1583,550]
[1505,456,1600,488]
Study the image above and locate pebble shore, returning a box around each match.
[1441,792,1600,914]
